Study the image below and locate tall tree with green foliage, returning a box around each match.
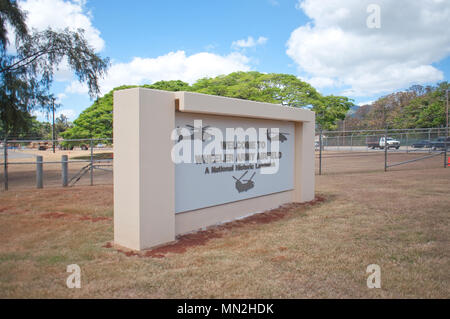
[61,89,115,140]
[0,0,109,137]
[191,72,353,129]
[401,82,449,128]
[0,111,51,139]
[314,95,354,130]
[54,114,72,136]
[142,80,190,92]
[61,81,189,141]
[63,72,352,139]
[191,72,322,107]
[345,82,449,130]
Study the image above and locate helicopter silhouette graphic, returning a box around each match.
[266,129,289,143]
[176,125,213,142]
[233,171,256,193]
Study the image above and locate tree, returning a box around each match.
[0,0,28,51]
[344,82,449,130]
[61,81,191,141]
[142,80,190,92]
[191,72,352,129]
[55,114,72,136]
[401,82,449,128]
[0,0,109,136]
[61,89,115,141]
[190,71,321,106]
[0,112,51,139]
[314,95,354,130]
[63,72,352,138]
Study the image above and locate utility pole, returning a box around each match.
[52,97,56,154]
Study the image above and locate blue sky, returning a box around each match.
[19,0,450,122]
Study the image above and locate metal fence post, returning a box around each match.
[384,128,388,172]
[3,137,8,191]
[36,155,43,189]
[62,155,68,187]
[445,130,448,169]
[444,89,448,168]
[444,144,448,169]
[319,128,323,175]
[406,132,409,153]
[90,139,94,186]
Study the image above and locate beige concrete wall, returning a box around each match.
[114,88,176,250]
[113,89,141,250]
[138,89,176,249]
[292,121,316,203]
[114,88,315,251]
[175,191,293,235]
[176,91,315,122]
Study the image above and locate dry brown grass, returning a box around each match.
[316,150,447,175]
[0,155,449,298]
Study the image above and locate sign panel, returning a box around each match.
[174,112,295,213]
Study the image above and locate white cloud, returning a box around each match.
[66,50,252,95]
[31,107,76,121]
[56,108,77,121]
[232,36,268,49]
[19,0,104,51]
[287,0,450,96]
[357,100,374,106]
[65,81,88,95]
[305,76,337,89]
[56,93,67,103]
[268,0,279,7]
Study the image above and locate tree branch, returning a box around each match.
[0,48,57,73]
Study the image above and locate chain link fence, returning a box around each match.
[1,127,448,191]
[1,137,113,191]
[316,128,449,175]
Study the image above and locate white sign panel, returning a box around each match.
[174,113,295,213]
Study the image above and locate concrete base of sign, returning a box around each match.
[176,190,293,235]
[114,88,315,251]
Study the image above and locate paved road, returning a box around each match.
[319,146,443,153]
[0,150,36,159]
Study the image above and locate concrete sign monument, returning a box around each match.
[114,88,315,251]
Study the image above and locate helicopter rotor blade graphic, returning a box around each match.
[238,171,249,181]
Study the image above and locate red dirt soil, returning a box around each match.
[105,196,326,259]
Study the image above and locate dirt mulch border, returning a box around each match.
[104,196,326,258]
